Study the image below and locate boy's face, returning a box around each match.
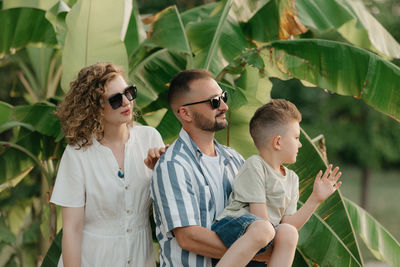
[279,121,302,164]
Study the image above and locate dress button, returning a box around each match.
[128,260,131,264]
[127,210,131,214]
[125,185,128,190]
[126,228,131,233]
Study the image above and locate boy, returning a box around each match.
[212,99,342,267]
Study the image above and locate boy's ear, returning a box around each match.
[272,135,281,151]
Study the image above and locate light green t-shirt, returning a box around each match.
[217,155,299,226]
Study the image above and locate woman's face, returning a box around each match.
[102,75,134,127]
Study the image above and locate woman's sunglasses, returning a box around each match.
[106,85,137,110]
[182,91,228,110]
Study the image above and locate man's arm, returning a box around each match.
[281,165,342,230]
[173,226,228,259]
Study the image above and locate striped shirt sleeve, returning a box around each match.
[152,157,201,237]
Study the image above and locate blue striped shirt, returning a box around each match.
[151,129,244,267]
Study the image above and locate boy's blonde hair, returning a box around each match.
[250,99,302,149]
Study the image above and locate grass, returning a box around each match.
[338,165,400,262]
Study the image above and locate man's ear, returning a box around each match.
[272,135,281,151]
[177,106,192,123]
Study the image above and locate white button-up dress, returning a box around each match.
[51,125,164,266]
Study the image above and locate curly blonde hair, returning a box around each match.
[56,62,127,149]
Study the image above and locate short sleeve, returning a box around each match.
[50,145,85,207]
[284,171,299,215]
[149,127,164,148]
[233,157,267,203]
[151,159,200,237]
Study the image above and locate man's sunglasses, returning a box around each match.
[181,91,228,110]
[106,85,137,110]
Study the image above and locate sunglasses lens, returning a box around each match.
[210,97,221,109]
[222,91,228,103]
[125,85,137,101]
[108,94,123,110]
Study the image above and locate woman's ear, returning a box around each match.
[272,135,281,151]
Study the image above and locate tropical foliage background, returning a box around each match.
[0,0,399,266]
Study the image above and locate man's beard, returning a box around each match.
[193,111,228,132]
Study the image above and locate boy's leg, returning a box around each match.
[266,223,298,267]
[215,219,275,267]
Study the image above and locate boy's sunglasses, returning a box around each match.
[181,91,228,110]
[106,85,137,110]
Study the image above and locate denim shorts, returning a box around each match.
[212,213,274,255]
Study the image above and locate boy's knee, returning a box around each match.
[246,220,275,246]
[275,223,298,247]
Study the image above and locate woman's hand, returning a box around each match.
[144,145,169,170]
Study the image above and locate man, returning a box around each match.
[151,69,246,266]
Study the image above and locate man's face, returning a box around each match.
[186,78,229,132]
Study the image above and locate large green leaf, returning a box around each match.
[344,198,400,266]
[61,0,129,91]
[41,230,62,267]
[146,6,192,57]
[180,2,216,26]
[2,0,57,10]
[124,0,145,58]
[241,0,280,43]
[45,1,70,47]
[289,129,363,266]
[230,0,270,23]
[129,48,187,109]
[186,0,247,75]
[0,101,13,125]
[13,102,62,139]
[215,65,270,159]
[255,40,400,122]
[0,8,57,58]
[296,0,400,59]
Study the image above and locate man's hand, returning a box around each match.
[311,164,342,203]
[144,145,169,170]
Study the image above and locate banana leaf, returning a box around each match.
[45,1,70,47]
[344,198,400,267]
[61,0,129,91]
[289,128,363,266]
[124,0,145,58]
[146,6,192,58]
[2,0,57,11]
[13,102,62,140]
[129,48,187,109]
[41,230,62,267]
[241,0,280,43]
[230,0,270,23]
[295,0,400,59]
[180,2,216,26]
[254,39,400,122]
[0,102,63,183]
[185,0,247,75]
[215,65,271,159]
[0,8,57,58]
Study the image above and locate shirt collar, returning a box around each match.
[178,128,230,162]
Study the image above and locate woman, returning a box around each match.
[51,62,165,266]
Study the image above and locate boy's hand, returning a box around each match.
[144,145,169,170]
[311,164,342,203]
